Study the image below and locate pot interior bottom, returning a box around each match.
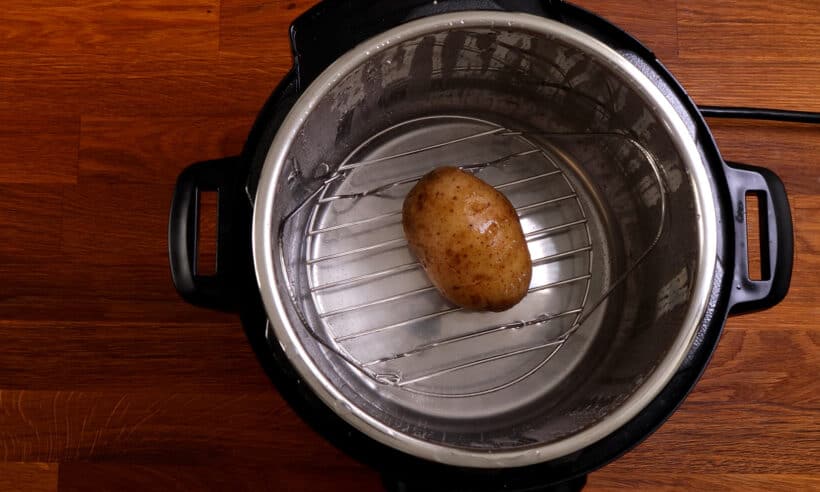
[298,114,621,427]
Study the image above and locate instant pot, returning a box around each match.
[168,1,814,489]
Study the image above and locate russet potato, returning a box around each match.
[402,167,532,312]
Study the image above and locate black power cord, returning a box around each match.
[699,106,820,124]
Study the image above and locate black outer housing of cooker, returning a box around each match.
[168,1,794,490]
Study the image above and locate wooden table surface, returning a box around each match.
[1,0,818,490]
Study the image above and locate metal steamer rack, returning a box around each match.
[277,116,668,399]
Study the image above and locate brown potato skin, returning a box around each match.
[402,167,532,312]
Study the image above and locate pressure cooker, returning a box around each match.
[168,1,810,490]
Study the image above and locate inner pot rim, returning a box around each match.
[252,11,718,468]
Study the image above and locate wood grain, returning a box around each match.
[587,473,820,491]
[78,116,250,183]
[0,389,346,465]
[57,463,380,492]
[568,0,679,60]
[0,0,817,490]
[0,321,268,392]
[0,115,79,184]
[677,1,820,62]
[0,183,237,323]
[219,0,314,61]
[0,1,219,61]
[0,463,58,492]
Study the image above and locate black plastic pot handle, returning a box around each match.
[724,162,793,315]
[168,157,241,312]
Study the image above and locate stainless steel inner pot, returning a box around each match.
[253,12,717,468]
